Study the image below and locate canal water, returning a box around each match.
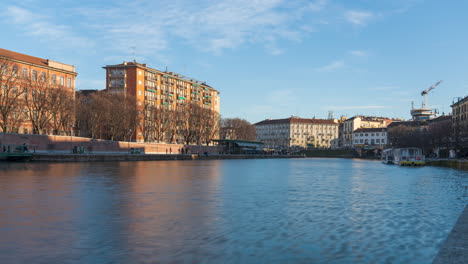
[0,158,467,263]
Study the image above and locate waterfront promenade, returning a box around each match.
[433,203,468,264]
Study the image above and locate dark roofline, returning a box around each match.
[212,139,264,145]
[345,115,391,122]
[451,96,468,107]
[254,117,337,126]
[353,128,387,133]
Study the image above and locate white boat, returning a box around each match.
[382,148,425,166]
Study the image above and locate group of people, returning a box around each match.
[165,147,190,155]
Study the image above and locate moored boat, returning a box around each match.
[382,148,425,166]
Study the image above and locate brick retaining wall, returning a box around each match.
[0,133,222,154]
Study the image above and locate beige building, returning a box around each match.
[254,116,339,149]
[451,96,468,147]
[342,116,393,148]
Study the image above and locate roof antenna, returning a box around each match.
[131,46,136,62]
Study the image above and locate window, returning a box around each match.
[1,64,7,75]
[365,133,368,136]
[32,70,37,81]
[67,77,71,88]
[138,80,142,85]
[52,74,57,84]
[138,70,142,75]
[12,66,18,77]
[23,68,28,78]
[60,76,64,86]
[41,72,46,82]
[371,133,374,136]
[138,91,142,96]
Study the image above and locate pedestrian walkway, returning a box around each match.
[433,203,468,264]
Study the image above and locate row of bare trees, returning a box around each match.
[141,102,220,145]
[76,92,137,141]
[387,117,468,156]
[0,58,74,135]
[76,91,220,144]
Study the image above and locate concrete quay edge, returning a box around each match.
[29,153,305,162]
[433,203,468,264]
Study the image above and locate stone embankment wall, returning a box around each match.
[426,159,468,170]
[31,154,304,162]
[0,133,222,154]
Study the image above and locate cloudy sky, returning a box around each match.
[1,0,467,122]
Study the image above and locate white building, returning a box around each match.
[352,128,387,148]
[342,116,393,148]
[255,116,339,149]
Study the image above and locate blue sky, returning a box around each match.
[1,0,467,123]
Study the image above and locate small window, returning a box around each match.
[60,76,64,86]
[32,70,37,81]
[12,66,18,76]
[23,68,28,78]
[138,91,142,96]
[52,74,57,84]
[138,80,142,85]
[41,72,46,82]
[138,70,142,75]
[1,64,7,75]
[67,77,72,88]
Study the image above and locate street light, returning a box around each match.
[128,129,132,153]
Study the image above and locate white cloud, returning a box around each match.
[3,6,94,49]
[368,86,399,91]
[350,50,368,57]
[70,0,330,55]
[315,60,345,72]
[329,105,385,110]
[345,10,374,25]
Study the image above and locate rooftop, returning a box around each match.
[0,48,76,73]
[103,61,215,91]
[354,128,387,133]
[451,96,468,107]
[254,117,337,126]
[346,115,391,122]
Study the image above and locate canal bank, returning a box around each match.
[433,203,468,264]
[426,159,468,170]
[30,153,305,162]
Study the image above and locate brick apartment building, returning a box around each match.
[103,61,220,142]
[0,48,77,134]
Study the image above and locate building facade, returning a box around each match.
[352,128,387,148]
[254,116,339,149]
[451,96,468,148]
[0,48,77,134]
[342,116,392,148]
[103,62,220,142]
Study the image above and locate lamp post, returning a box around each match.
[128,129,132,154]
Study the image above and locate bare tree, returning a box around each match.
[0,58,25,133]
[50,87,75,135]
[220,118,256,140]
[23,73,58,134]
[202,108,220,145]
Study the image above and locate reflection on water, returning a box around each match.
[0,159,467,263]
